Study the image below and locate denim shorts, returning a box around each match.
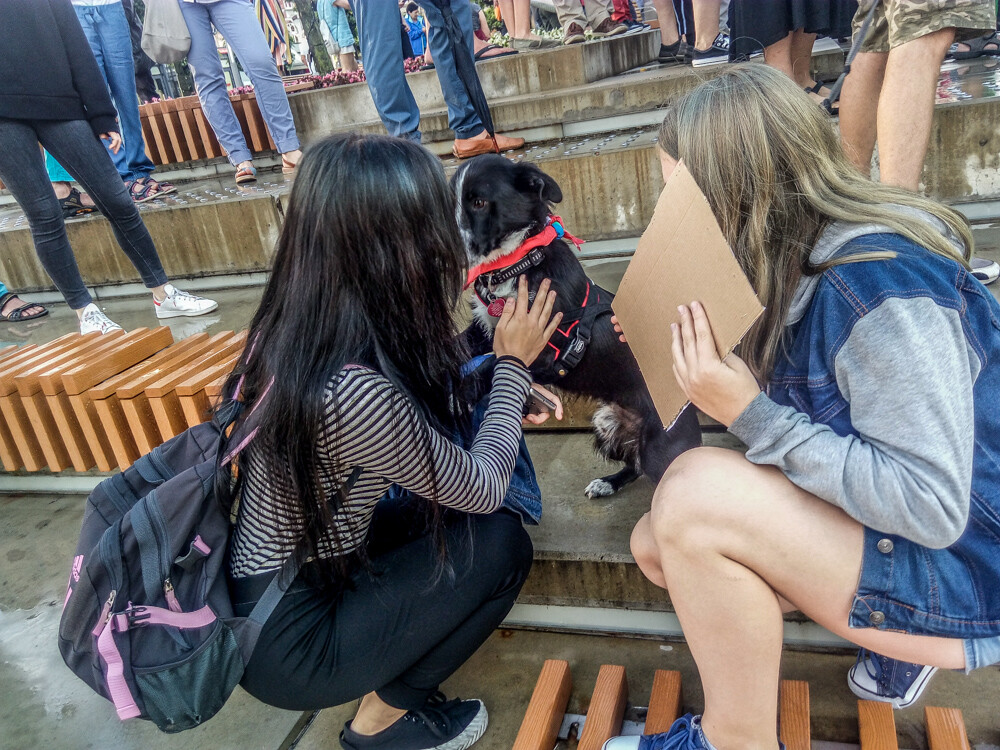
[849,526,1000,642]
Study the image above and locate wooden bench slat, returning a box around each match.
[61,326,173,395]
[177,354,239,428]
[512,659,572,750]
[925,707,970,750]
[644,670,682,735]
[87,333,212,399]
[858,700,898,750]
[14,332,120,396]
[117,332,234,398]
[578,664,629,750]
[779,680,810,750]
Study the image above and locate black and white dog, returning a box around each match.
[453,154,702,496]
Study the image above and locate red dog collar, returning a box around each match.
[464,215,583,289]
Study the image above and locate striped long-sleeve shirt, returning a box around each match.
[229,360,532,577]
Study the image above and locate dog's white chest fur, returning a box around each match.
[471,277,518,332]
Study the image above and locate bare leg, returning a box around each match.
[633,448,966,748]
[789,29,818,89]
[340,51,358,72]
[51,181,95,207]
[652,0,680,45]
[877,27,955,190]
[692,0,721,50]
[763,31,793,77]
[838,50,888,173]
[513,0,532,38]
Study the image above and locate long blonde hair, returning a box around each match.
[656,64,973,381]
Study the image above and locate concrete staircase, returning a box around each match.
[3,37,1000,749]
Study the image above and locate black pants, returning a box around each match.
[234,508,533,712]
[0,117,167,310]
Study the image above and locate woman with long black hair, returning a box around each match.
[222,133,562,750]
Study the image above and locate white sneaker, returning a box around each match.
[79,303,123,335]
[154,284,219,319]
[971,257,1000,285]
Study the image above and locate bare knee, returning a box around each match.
[649,447,749,551]
[630,513,667,589]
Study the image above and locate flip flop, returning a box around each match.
[235,164,258,185]
[281,155,298,175]
[0,292,49,323]
[475,44,518,61]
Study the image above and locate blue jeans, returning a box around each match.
[355,0,483,141]
[73,1,155,182]
[0,118,168,310]
[179,0,301,166]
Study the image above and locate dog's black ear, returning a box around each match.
[515,162,563,204]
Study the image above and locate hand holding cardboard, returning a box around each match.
[612,161,764,427]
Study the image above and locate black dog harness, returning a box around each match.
[469,218,612,379]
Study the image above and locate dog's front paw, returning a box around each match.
[584,478,616,498]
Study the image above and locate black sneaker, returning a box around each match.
[340,697,488,750]
[689,32,730,67]
[658,39,685,65]
[623,19,649,35]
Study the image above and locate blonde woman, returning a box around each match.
[603,65,1000,749]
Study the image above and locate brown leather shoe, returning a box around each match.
[564,23,585,45]
[452,130,525,158]
[591,17,628,38]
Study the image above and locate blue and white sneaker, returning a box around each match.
[848,648,937,709]
[602,713,714,750]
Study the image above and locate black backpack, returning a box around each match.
[57,400,358,732]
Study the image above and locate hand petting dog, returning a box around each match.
[493,276,563,368]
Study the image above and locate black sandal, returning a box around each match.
[952,32,1000,60]
[60,187,96,219]
[0,292,49,322]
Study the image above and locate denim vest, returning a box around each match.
[770,233,1000,638]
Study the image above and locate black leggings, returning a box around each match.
[233,508,533,712]
[0,118,167,310]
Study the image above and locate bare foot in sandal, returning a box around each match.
[281,149,302,174]
[52,181,95,207]
[0,292,48,323]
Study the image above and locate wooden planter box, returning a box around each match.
[139,91,278,167]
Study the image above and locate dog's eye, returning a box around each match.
[472,198,488,210]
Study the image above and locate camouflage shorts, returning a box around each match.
[853,0,997,51]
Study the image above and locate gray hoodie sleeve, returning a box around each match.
[729,296,977,549]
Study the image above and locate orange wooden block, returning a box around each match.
[146,334,245,441]
[858,700,898,750]
[116,332,234,453]
[175,99,203,161]
[578,665,629,750]
[61,325,173,395]
[160,99,189,163]
[90,334,211,470]
[192,105,221,159]
[146,103,175,165]
[512,659,572,750]
[779,680,810,750]
[644,670,682,735]
[7,334,104,470]
[28,331,137,471]
[176,354,238,428]
[239,95,268,153]
[925,707,970,750]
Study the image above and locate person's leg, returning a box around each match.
[178,0,254,167]
[513,0,532,37]
[877,27,955,189]
[241,510,533,718]
[552,0,588,34]
[633,447,966,748]
[763,30,794,77]
[838,50,887,173]
[653,0,680,44]
[0,120,95,311]
[419,0,483,139]
[692,0,721,49]
[582,0,613,30]
[206,0,302,163]
[92,2,156,182]
[356,0,423,141]
[36,120,169,299]
[46,151,97,208]
[72,4,130,180]
[790,29,819,88]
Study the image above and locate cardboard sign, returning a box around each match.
[613,161,764,426]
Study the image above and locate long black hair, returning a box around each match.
[220,134,471,587]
